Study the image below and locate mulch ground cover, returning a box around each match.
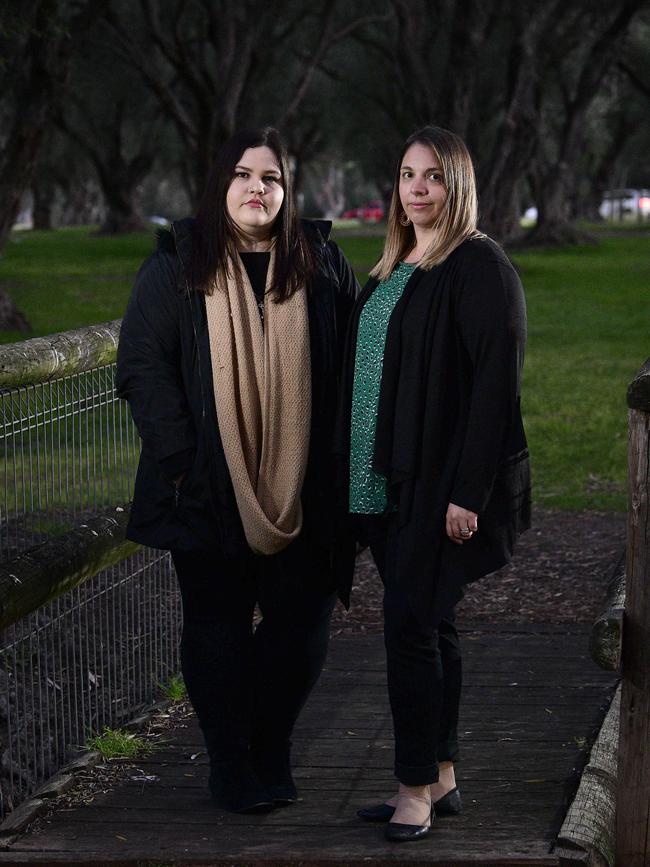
[331,507,626,633]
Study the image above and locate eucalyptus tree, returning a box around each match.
[0,0,106,329]
[56,24,163,234]
[100,0,386,206]
[525,0,648,245]
[341,0,649,244]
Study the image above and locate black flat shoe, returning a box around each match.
[435,786,462,815]
[385,814,433,843]
[358,787,462,822]
[357,801,396,822]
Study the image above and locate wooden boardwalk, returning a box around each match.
[0,623,616,866]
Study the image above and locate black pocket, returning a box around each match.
[484,449,531,528]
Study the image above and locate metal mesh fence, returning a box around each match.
[1,366,136,560]
[0,363,181,820]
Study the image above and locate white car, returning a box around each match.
[599,189,650,221]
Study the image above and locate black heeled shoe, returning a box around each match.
[208,760,275,814]
[358,786,462,822]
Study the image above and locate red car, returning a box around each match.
[342,200,385,222]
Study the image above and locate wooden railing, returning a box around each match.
[617,359,650,867]
[556,358,650,867]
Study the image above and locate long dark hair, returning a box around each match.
[191,126,314,300]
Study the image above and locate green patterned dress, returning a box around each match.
[349,262,416,514]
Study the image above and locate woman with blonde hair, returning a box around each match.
[336,125,530,842]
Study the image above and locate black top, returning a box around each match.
[239,251,270,302]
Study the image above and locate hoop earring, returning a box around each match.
[399,211,411,227]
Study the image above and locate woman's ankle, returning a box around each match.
[429,762,456,800]
[392,783,432,826]
[398,782,431,800]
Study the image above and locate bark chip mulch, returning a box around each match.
[330,507,626,634]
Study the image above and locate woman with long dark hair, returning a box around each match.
[336,125,530,842]
[116,127,358,814]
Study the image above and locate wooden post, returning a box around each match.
[617,358,650,866]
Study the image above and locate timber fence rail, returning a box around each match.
[0,322,181,823]
[555,358,650,867]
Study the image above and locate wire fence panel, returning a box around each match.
[0,361,181,821]
[0,366,137,561]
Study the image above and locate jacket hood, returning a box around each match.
[157,216,332,267]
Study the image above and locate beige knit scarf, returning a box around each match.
[204,250,311,555]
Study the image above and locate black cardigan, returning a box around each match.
[336,235,531,623]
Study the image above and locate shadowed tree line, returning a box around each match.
[1,0,649,329]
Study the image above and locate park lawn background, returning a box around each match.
[0,225,647,512]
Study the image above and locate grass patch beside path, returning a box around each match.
[1,225,647,511]
[86,726,152,760]
[0,227,154,343]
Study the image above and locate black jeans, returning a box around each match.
[171,539,337,766]
[360,514,462,786]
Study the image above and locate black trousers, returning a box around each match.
[171,538,337,765]
[360,514,462,786]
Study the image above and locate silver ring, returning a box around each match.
[460,528,471,536]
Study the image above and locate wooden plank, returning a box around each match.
[617,405,650,867]
[3,820,558,860]
[0,626,617,866]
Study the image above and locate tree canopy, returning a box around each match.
[1,0,649,327]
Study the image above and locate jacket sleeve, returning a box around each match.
[326,240,360,361]
[115,252,196,475]
[449,250,527,515]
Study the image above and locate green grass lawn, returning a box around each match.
[1,224,647,512]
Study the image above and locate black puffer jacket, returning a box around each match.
[115,218,359,593]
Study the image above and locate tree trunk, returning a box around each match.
[478,0,565,242]
[0,288,30,332]
[60,180,103,227]
[525,0,644,246]
[440,0,496,139]
[98,187,146,234]
[95,160,148,235]
[98,208,146,235]
[32,179,55,230]
[525,161,597,246]
[0,0,106,329]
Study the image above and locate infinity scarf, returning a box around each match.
[204,251,311,554]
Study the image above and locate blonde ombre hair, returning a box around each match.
[370,126,483,281]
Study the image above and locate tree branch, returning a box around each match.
[618,60,650,102]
